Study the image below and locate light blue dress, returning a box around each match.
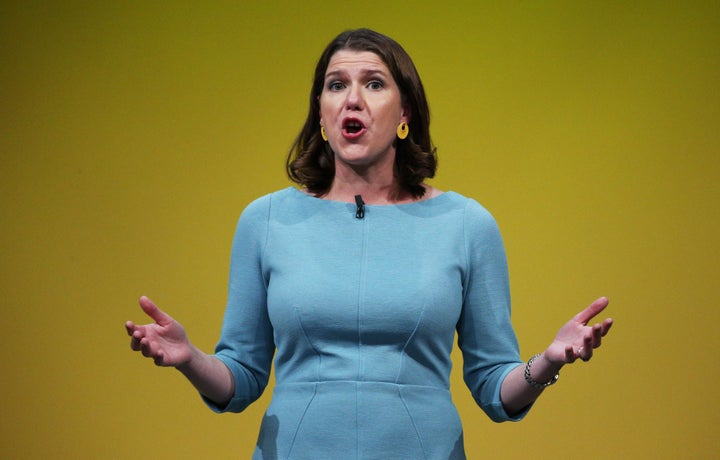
[204,187,527,459]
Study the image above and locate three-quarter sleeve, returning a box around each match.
[203,195,276,413]
[457,199,529,422]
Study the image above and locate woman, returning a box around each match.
[126,29,613,459]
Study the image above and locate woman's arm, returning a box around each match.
[126,296,234,407]
[500,297,614,416]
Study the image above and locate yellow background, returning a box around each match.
[2,1,718,459]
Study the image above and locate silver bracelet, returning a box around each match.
[524,354,560,388]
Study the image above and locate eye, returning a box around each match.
[327,81,345,91]
[367,80,384,90]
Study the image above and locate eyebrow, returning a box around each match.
[324,68,390,80]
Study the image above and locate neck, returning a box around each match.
[325,180,410,205]
[325,159,409,204]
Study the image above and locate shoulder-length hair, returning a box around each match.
[286,28,437,198]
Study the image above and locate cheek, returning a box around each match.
[378,96,404,119]
[319,100,339,124]
[318,94,329,115]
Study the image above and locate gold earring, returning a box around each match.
[396,122,409,140]
[321,126,328,141]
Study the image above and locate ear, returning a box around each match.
[400,106,410,124]
[318,96,324,126]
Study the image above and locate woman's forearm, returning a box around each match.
[176,345,235,407]
[500,352,563,416]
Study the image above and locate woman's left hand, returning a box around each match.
[544,297,614,365]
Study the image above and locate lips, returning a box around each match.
[341,118,366,139]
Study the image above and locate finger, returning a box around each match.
[130,333,141,351]
[125,321,145,338]
[139,337,158,359]
[130,330,144,351]
[592,323,603,348]
[139,296,173,326]
[601,318,614,336]
[580,335,593,361]
[574,297,609,325]
[128,325,144,351]
[564,345,576,363]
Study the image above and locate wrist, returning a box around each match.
[175,343,201,372]
[540,351,565,374]
[524,353,560,388]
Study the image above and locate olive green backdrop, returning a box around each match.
[2,1,718,458]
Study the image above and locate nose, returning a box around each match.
[345,84,363,110]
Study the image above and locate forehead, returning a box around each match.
[325,50,390,76]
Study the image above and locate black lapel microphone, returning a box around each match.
[354,195,365,219]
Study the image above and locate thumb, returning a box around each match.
[138,296,173,326]
[575,296,609,325]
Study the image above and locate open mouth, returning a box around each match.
[342,118,366,137]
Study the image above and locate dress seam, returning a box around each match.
[284,382,318,459]
[398,386,429,459]
[460,199,471,305]
[395,309,426,384]
[259,192,273,288]
[355,213,368,460]
[293,307,322,381]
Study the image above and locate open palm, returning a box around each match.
[545,297,613,364]
[125,296,192,367]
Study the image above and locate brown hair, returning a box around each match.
[286,28,437,198]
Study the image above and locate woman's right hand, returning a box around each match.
[126,296,192,367]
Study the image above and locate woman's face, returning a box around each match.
[319,50,408,174]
